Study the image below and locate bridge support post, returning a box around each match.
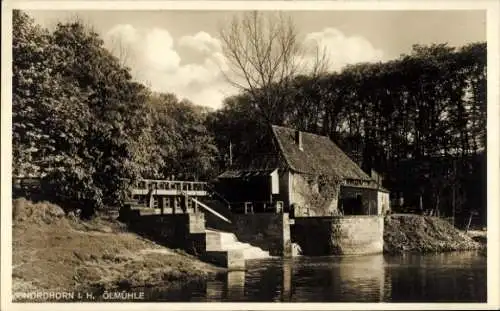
[182,195,188,213]
[159,197,164,215]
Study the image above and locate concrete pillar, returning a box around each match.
[282,213,292,258]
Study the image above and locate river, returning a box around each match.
[140,251,486,302]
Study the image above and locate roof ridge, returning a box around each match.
[271,124,375,182]
[272,124,330,140]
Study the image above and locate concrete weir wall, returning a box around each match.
[127,213,207,255]
[292,216,384,256]
[231,213,292,257]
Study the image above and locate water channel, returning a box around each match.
[139,251,486,302]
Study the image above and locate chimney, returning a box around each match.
[295,130,303,151]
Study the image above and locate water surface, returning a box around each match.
[141,251,486,302]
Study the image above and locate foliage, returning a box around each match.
[205,93,270,164]
[13,11,104,214]
[12,10,486,224]
[12,11,218,217]
[147,93,219,180]
[306,175,341,216]
[210,42,487,222]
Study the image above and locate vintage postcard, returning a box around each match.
[1,1,499,310]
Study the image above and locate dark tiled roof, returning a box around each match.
[271,125,373,181]
[217,153,283,179]
[218,168,277,179]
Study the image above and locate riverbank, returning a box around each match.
[383,214,484,254]
[12,198,224,296]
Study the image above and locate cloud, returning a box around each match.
[303,28,384,71]
[105,25,233,109]
[104,25,382,110]
[107,24,139,44]
[178,31,222,53]
[143,28,181,72]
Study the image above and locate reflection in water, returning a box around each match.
[384,252,486,302]
[335,255,386,302]
[226,271,245,300]
[205,270,246,301]
[142,251,485,302]
[288,255,387,302]
[282,260,292,302]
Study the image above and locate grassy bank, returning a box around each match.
[12,198,224,295]
[384,214,484,254]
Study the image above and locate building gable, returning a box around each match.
[271,125,374,182]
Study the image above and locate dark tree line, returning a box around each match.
[208,43,487,226]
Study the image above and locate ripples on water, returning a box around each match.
[141,251,486,302]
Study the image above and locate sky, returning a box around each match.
[26,10,486,110]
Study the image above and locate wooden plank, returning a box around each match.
[191,197,231,224]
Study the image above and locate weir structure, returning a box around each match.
[120,177,385,270]
[120,178,279,270]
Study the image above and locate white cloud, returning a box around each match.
[178,31,222,53]
[143,28,181,72]
[189,86,232,110]
[303,28,384,71]
[105,25,232,109]
[106,24,139,44]
[104,25,382,110]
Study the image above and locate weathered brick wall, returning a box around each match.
[377,191,390,214]
[290,173,340,217]
[330,216,384,255]
[290,173,313,216]
[231,213,292,257]
[292,216,384,255]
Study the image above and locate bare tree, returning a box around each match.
[219,11,329,124]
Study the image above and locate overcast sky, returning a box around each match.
[27,10,486,110]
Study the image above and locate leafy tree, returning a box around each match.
[13,11,158,217]
[147,93,219,181]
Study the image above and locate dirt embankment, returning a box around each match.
[12,198,223,294]
[384,214,485,254]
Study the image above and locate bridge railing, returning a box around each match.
[132,179,208,192]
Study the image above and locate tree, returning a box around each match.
[13,11,159,217]
[49,20,159,210]
[12,10,86,178]
[218,11,328,124]
[209,41,486,224]
[147,93,219,180]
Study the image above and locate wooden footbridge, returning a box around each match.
[126,178,232,223]
[130,179,209,197]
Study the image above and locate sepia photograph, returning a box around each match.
[1,0,499,309]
